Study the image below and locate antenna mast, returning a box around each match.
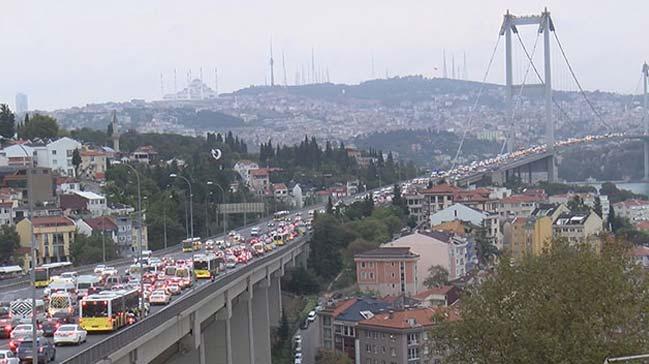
[282,50,287,86]
[269,39,275,87]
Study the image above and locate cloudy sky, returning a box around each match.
[2,0,647,110]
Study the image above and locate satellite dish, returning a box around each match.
[210,148,222,161]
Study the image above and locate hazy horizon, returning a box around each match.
[3,0,649,110]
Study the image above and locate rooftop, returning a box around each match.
[30,216,74,228]
[358,307,459,330]
[355,247,418,259]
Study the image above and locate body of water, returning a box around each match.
[571,181,649,197]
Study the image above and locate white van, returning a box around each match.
[76,275,101,298]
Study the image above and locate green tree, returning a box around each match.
[593,195,603,218]
[72,148,82,175]
[69,233,118,265]
[278,311,290,343]
[326,196,334,215]
[567,195,589,214]
[475,223,498,267]
[284,266,320,295]
[315,349,353,364]
[18,114,59,140]
[423,265,449,289]
[308,214,354,280]
[0,104,16,139]
[430,239,649,364]
[0,225,20,263]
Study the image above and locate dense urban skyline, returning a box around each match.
[3,0,649,110]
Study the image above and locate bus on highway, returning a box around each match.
[192,254,222,279]
[182,237,201,253]
[79,289,140,332]
[0,265,23,280]
[34,262,73,288]
[273,210,290,221]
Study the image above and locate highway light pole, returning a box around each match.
[210,182,226,236]
[17,145,38,345]
[170,174,193,238]
[205,182,213,237]
[123,163,145,318]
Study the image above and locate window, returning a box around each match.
[407,333,419,345]
[361,262,366,268]
[407,347,419,360]
[390,347,396,357]
[67,150,73,157]
[369,272,374,279]
[52,150,57,155]
[366,344,371,353]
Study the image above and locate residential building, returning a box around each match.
[318,297,392,360]
[291,184,303,208]
[383,231,469,283]
[613,199,649,222]
[113,215,133,257]
[55,177,81,195]
[79,148,108,180]
[130,145,158,164]
[0,202,14,225]
[502,204,568,259]
[234,160,259,185]
[0,166,56,206]
[249,168,270,195]
[421,184,460,215]
[549,192,610,220]
[429,203,501,248]
[354,248,419,297]
[272,183,289,200]
[498,193,544,220]
[76,216,118,243]
[16,216,75,268]
[553,211,603,248]
[356,307,458,364]
[41,137,82,176]
[632,245,649,268]
[412,286,461,307]
[59,190,107,216]
[404,190,426,225]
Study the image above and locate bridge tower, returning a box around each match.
[643,62,649,181]
[501,8,556,181]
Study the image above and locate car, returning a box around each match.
[93,265,106,274]
[294,335,302,352]
[299,318,309,330]
[10,324,42,340]
[166,283,181,295]
[149,290,171,305]
[39,318,61,337]
[294,352,303,364]
[17,339,56,363]
[307,310,316,322]
[53,324,87,346]
[0,317,13,339]
[0,349,19,363]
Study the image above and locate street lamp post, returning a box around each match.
[16,145,38,344]
[123,163,145,318]
[162,193,171,250]
[210,182,226,236]
[170,174,194,238]
[205,182,213,237]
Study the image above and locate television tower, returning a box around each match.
[451,54,456,79]
[269,39,275,87]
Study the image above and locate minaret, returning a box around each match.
[269,40,275,87]
[111,110,120,152]
[442,49,448,78]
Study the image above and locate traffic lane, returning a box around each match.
[299,317,320,364]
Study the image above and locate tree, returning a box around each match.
[423,265,449,288]
[475,223,498,267]
[567,195,589,214]
[593,195,603,218]
[284,266,320,295]
[72,148,82,175]
[69,233,118,265]
[315,349,353,364]
[106,122,113,138]
[0,225,20,263]
[278,311,290,343]
[326,195,334,215]
[18,114,59,140]
[430,239,649,364]
[0,104,16,139]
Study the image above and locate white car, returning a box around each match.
[10,324,42,340]
[307,311,316,322]
[149,290,171,305]
[93,264,106,274]
[53,325,87,346]
[0,349,19,364]
[295,352,303,364]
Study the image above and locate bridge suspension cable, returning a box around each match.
[500,32,541,154]
[451,34,501,168]
[552,30,612,130]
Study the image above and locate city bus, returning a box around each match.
[273,210,290,221]
[182,238,201,253]
[34,262,73,288]
[192,254,222,279]
[79,289,140,332]
[0,265,23,280]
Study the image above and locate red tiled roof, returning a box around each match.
[80,149,106,157]
[413,286,455,299]
[331,298,357,318]
[250,169,270,177]
[632,245,649,257]
[273,183,288,190]
[31,216,74,228]
[358,307,459,329]
[501,194,542,204]
[84,216,118,231]
[422,184,461,195]
[635,221,649,231]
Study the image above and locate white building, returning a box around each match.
[613,199,649,222]
[42,137,82,177]
[70,190,107,217]
[234,160,259,185]
[292,184,303,208]
[430,203,502,249]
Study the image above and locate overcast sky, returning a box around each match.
[2,0,648,110]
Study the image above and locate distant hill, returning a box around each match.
[234,76,502,106]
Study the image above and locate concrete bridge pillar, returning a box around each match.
[252,279,271,364]
[231,280,255,364]
[204,303,232,364]
[268,272,283,327]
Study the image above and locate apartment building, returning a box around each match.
[355,248,419,297]
[429,203,501,249]
[502,204,568,259]
[553,212,603,248]
[356,308,458,364]
[16,216,75,268]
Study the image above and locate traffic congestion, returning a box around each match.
[0,211,313,363]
